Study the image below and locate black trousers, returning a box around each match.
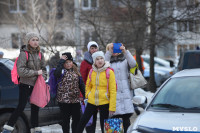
[76,103,109,133]
[7,83,39,128]
[112,113,133,133]
[58,102,81,133]
[85,109,98,133]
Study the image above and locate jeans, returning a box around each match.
[76,103,109,133]
[7,83,39,128]
[58,102,81,133]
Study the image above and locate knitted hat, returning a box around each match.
[87,41,99,51]
[92,51,105,63]
[25,32,40,45]
[62,52,73,61]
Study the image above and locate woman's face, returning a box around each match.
[29,37,39,48]
[64,60,73,69]
[95,56,105,68]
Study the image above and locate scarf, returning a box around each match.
[110,53,126,63]
[83,51,93,64]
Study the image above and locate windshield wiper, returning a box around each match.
[151,103,185,109]
[184,107,200,110]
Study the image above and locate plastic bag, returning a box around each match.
[30,75,50,108]
[80,99,93,127]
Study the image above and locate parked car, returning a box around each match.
[0,58,61,133]
[142,55,174,68]
[127,68,200,133]
[143,62,170,87]
[177,50,200,72]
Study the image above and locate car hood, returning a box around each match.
[132,111,200,132]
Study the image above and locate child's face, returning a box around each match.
[29,37,39,49]
[64,60,73,69]
[89,46,98,54]
[95,56,105,68]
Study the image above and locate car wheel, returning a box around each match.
[0,113,27,133]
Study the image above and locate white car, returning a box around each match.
[128,69,200,133]
[143,62,169,87]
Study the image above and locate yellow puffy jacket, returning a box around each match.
[85,62,117,111]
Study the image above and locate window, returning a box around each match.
[177,20,200,32]
[82,0,99,10]
[56,0,63,19]
[9,0,26,13]
[84,31,98,45]
[177,21,187,32]
[53,32,65,44]
[11,33,23,48]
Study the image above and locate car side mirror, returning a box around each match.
[133,96,147,109]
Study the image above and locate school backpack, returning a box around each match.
[88,67,117,93]
[11,51,41,84]
[48,68,64,97]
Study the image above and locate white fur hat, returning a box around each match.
[87,41,99,51]
[92,51,105,63]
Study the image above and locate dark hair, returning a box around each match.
[90,44,98,48]
[62,52,73,61]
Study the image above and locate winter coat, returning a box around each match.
[80,51,93,84]
[86,61,117,111]
[17,45,47,86]
[105,50,136,115]
[54,59,85,103]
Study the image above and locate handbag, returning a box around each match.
[30,75,50,108]
[80,99,93,127]
[104,118,123,133]
[130,63,147,90]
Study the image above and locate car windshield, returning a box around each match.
[150,77,200,110]
[183,52,200,69]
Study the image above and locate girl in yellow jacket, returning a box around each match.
[76,51,117,133]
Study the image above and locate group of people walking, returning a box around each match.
[1,32,136,133]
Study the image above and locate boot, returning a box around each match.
[1,125,14,133]
[34,127,42,133]
[30,128,35,133]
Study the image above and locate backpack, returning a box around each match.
[11,51,41,84]
[48,68,64,97]
[88,67,117,94]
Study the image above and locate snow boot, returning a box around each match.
[1,125,14,133]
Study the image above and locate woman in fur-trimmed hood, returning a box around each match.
[105,43,136,133]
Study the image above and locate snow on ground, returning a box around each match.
[0,48,20,59]
[134,88,154,103]
[0,46,76,60]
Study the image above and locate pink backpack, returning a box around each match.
[11,51,41,84]
[88,67,117,93]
